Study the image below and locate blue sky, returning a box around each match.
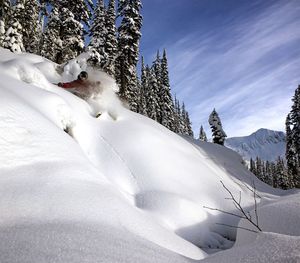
[139,0,300,137]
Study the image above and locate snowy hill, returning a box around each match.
[225,128,286,162]
[0,48,299,262]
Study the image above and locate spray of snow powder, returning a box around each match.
[61,52,125,119]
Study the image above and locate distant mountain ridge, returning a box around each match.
[225,128,286,162]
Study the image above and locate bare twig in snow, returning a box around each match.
[204,180,262,232]
[216,223,259,233]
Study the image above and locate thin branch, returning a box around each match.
[204,180,262,233]
[216,223,259,233]
[252,180,260,229]
[203,206,245,219]
[234,179,262,199]
[248,212,252,221]
[220,180,262,232]
[233,202,240,211]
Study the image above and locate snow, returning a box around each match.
[225,128,286,162]
[201,232,300,263]
[0,47,299,262]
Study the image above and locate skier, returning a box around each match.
[57,71,101,100]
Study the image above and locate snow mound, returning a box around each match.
[0,48,299,262]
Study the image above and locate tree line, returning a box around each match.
[0,0,194,136]
[249,156,293,189]
[286,84,300,188]
[249,84,300,190]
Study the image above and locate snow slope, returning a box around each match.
[0,48,299,262]
[225,128,286,162]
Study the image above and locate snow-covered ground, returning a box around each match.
[0,48,299,262]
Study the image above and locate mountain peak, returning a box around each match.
[225,128,286,162]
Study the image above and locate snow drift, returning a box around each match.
[0,48,299,262]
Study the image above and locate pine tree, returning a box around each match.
[255,157,263,181]
[19,0,40,53]
[160,49,175,131]
[208,108,227,145]
[0,0,10,21]
[104,0,117,76]
[0,19,4,45]
[249,158,256,175]
[43,0,92,63]
[185,110,194,137]
[138,57,148,116]
[2,1,24,53]
[275,157,289,189]
[173,95,181,134]
[177,100,185,134]
[181,103,188,135]
[88,0,107,68]
[40,6,62,62]
[261,159,273,185]
[199,125,207,142]
[116,0,142,110]
[57,4,85,63]
[249,156,293,189]
[286,85,300,188]
[152,51,162,123]
[286,114,296,185]
[0,0,10,47]
[265,160,273,186]
[146,66,160,121]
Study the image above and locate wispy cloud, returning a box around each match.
[166,0,300,137]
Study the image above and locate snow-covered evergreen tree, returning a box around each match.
[2,1,24,53]
[199,125,207,142]
[255,157,264,182]
[18,0,40,53]
[0,0,10,21]
[160,49,175,131]
[172,95,181,134]
[88,0,107,68]
[176,99,185,134]
[58,5,85,63]
[146,66,160,121]
[104,0,117,76]
[181,103,188,135]
[40,6,62,62]
[0,19,4,45]
[208,109,227,145]
[138,57,148,116]
[249,158,256,175]
[249,156,293,189]
[0,0,10,47]
[184,110,193,137]
[152,51,162,122]
[286,85,300,188]
[116,0,142,110]
[275,157,289,189]
[42,0,92,63]
[285,114,296,189]
[286,87,300,187]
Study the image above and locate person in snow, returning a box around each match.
[58,71,101,100]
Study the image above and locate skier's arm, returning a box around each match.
[57,80,79,89]
[58,82,75,89]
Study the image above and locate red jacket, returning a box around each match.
[58,79,87,89]
[58,79,101,99]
